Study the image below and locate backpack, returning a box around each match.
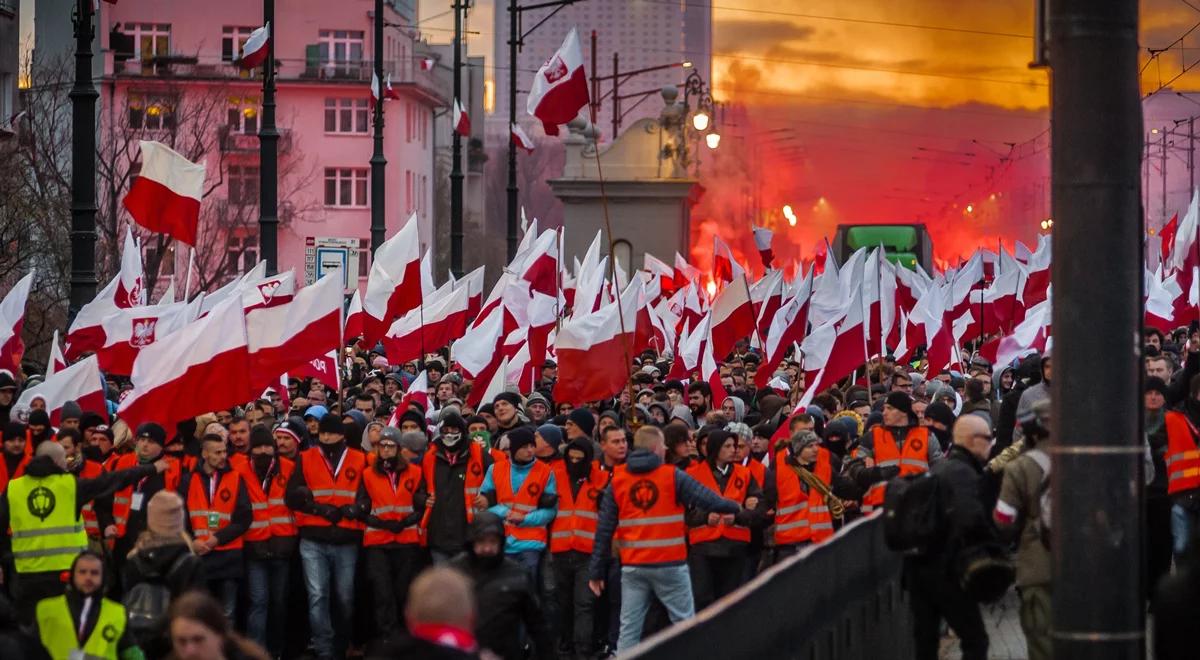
[1026,448,1052,548]
[882,471,945,555]
[123,551,191,644]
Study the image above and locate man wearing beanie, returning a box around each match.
[285,413,368,660]
[684,429,763,609]
[766,430,857,562]
[0,420,30,494]
[491,392,530,450]
[180,433,252,620]
[104,422,185,591]
[564,408,596,443]
[480,427,557,582]
[58,400,83,431]
[420,406,493,564]
[0,431,170,623]
[26,409,53,450]
[849,392,942,515]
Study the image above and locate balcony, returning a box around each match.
[218,125,292,154]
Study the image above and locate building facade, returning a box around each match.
[0,0,17,134]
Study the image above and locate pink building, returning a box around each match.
[95,0,446,293]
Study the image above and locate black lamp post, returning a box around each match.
[69,0,99,318]
[258,0,279,274]
[449,0,465,277]
[370,0,387,256]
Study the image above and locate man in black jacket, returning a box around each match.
[908,414,998,660]
[450,512,552,660]
[424,417,494,564]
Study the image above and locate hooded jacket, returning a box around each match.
[721,397,746,423]
[423,437,495,554]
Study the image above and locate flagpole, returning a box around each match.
[183,247,195,301]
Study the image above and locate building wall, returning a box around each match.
[0,0,17,130]
[80,0,445,293]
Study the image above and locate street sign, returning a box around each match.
[304,236,360,293]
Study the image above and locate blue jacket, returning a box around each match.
[481,460,558,553]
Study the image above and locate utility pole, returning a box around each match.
[449,0,465,277]
[1162,127,1168,225]
[1047,0,1144,658]
[1190,117,1195,193]
[258,0,279,274]
[69,0,98,317]
[611,52,619,140]
[370,0,387,256]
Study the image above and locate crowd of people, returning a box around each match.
[0,324,1197,660]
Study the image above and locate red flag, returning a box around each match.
[511,123,535,153]
[0,272,34,373]
[526,28,589,136]
[47,330,67,377]
[94,299,202,375]
[237,23,270,70]
[709,275,755,359]
[381,286,471,365]
[293,350,341,391]
[752,225,775,270]
[123,141,205,246]
[363,216,423,344]
[453,99,471,137]
[555,288,639,404]
[712,234,744,285]
[388,370,430,425]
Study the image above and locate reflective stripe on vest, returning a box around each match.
[685,462,751,545]
[110,453,181,539]
[36,595,127,660]
[362,463,423,546]
[862,427,931,508]
[493,459,552,546]
[7,473,88,574]
[1165,411,1200,495]
[549,460,605,554]
[612,464,687,565]
[185,469,245,551]
[293,447,367,531]
[419,443,485,545]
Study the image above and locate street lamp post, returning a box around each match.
[259,0,279,274]
[69,0,99,318]
[370,0,387,257]
[450,0,465,277]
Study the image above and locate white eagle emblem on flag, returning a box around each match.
[130,318,157,348]
[257,279,282,302]
[543,55,568,83]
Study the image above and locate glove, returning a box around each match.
[313,503,342,524]
[339,504,359,521]
[384,520,407,534]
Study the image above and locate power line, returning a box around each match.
[708,85,1049,122]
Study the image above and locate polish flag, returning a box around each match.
[382,286,470,365]
[46,330,67,377]
[555,285,639,404]
[750,269,784,340]
[388,370,429,425]
[1146,266,1181,333]
[454,303,507,379]
[363,215,423,344]
[820,286,868,390]
[515,230,559,298]
[708,275,755,360]
[454,266,486,320]
[1022,234,1053,308]
[700,323,728,410]
[94,298,204,375]
[752,225,775,270]
[511,123,535,153]
[237,22,270,70]
[643,253,676,298]
[669,314,707,379]
[14,356,106,426]
[526,27,589,136]
[384,75,400,100]
[115,228,146,309]
[246,273,344,393]
[122,141,205,246]
[755,271,812,388]
[117,297,251,430]
[345,289,365,340]
[674,252,697,293]
[419,57,435,71]
[0,272,34,373]
[987,302,1051,368]
[453,99,471,137]
[66,278,120,360]
[797,321,838,398]
[239,270,295,312]
[1162,212,1180,263]
[369,71,398,105]
[293,349,341,391]
[712,234,745,285]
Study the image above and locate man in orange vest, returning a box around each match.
[180,432,251,620]
[103,422,183,585]
[58,428,106,550]
[422,413,492,564]
[767,430,859,562]
[1162,381,1200,556]
[0,420,30,495]
[588,426,742,652]
[685,429,763,610]
[480,427,556,582]
[356,431,426,643]
[285,414,367,660]
[852,392,941,513]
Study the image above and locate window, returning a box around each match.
[318,30,364,78]
[227,96,259,134]
[127,93,177,131]
[323,98,369,134]
[324,168,368,207]
[358,238,370,278]
[128,23,170,73]
[421,175,427,216]
[227,235,258,276]
[405,102,413,143]
[221,26,255,62]
[405,170,413,213]
[228,164,260,205]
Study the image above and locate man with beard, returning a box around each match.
[422,414,493,564]
[850,393,942,515]
[686,382,712,421]
[273,418,307,460]
[450,512,553,660]
[358,432,427,643]
[33,552,140,659]
[58,428,107,550]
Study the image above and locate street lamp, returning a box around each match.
[705,132,720,149]
[69,0,100,317]
[692,110,709,132]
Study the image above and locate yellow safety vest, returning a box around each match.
[7,473,87,574]
[36,594,128,660]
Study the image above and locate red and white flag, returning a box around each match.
[14,356,106,426]
[94,298,203,375]
[293,349,341,392]
[526,27,589,136]
[122,141,205,246]
[0,271,34,373]
[708,274,755,360]
[385,74,400,100]
[247,273,344,393]
[115,228,146,309]
[363,215,423,343]
[46,330,67,377]
[511,123,535,153]
[118,297,251,430]
[453,99,471,137]
[387,370,429,425]
[712,234,745,286]
[455,266,486,320]
[238,22,270,70]
[454,304,507,379]
[752,225,775,270]
[382,286,471,365]
[345,289,365,340]
[554,284,639,404]
[755,271,812,388]
[419,57,435,71]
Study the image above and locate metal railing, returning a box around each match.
[625,514,914,660]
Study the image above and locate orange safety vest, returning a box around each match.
[362,463,423,546]
[493,459,553,545]
[862,426,930,512]
[0,452,30,494]
[293,446,367,531]
[742,458,766,492]
[111,454,182,539]
[235,456,297,542]
[773,448,835,546]
[78,460,104,539]
[611,463,687,565]
[549,459,607,554]
[184,469,245,551]
[1165,410,1200,495]
[419,443,486,541]
[686,462,751,544]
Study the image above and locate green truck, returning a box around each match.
[831,223,933,272]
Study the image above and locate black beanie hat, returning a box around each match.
[567,408,595,437]
[249,424,274,449]
[439,412,467,432]
[1145,376,1170,398]
[925,402,956,429]
[399,410,427,430]
[705,429,734,465]
[493,391,523,409]
[3,421,24,441]
[507,427,536,454]
[135,422,167,446]
[28,409,50,428]
[884,392,914,417]
[318,415,345,436]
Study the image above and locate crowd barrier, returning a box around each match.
[626,514,914,660]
